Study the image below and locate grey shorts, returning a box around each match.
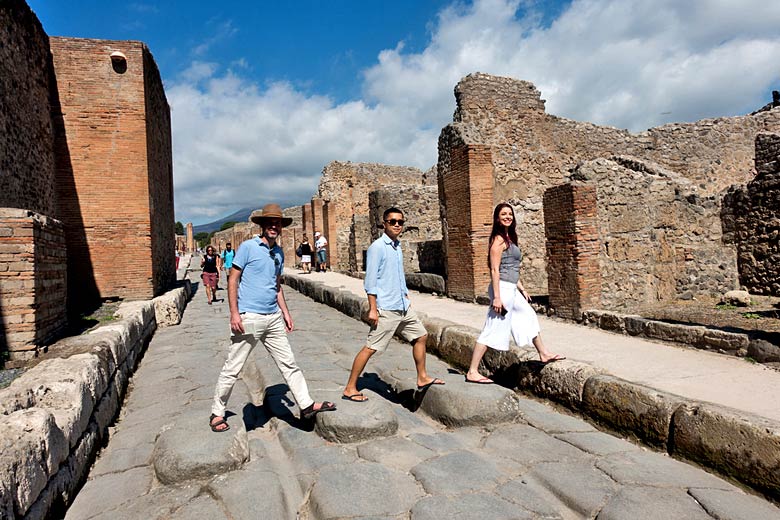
[366,307,427,353]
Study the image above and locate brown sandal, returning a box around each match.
[209,414,230,432]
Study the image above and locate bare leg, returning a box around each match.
[343,346,375,400]
[205,285,213,304]
[466,342,493,382]
[412,335,442,387]
[532,334,564,362]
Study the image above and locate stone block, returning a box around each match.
[671,403,780,500]
[582,375,687,447]
[321,286,343,309]
[517,359,603,410]
[415,379,522,427]
[644,321,704,346]
[339,291,365,322]
[418,314,451,355]
[437,324,480,371]
[697,329,749,354]
[152,286,188,327]
[748,339,780,363]
[623,315,649,335]
[598,311,625,332]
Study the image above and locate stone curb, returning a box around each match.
[580,309,777,360]
[0,283,191,520]
[283,273,780,501]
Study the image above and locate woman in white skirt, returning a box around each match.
[465,203,565,384]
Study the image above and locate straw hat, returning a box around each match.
[250,203,293,227]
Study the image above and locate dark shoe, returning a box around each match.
[341,393,369,402]
[417,378,445,390]
[209,414,230,432]
[301,401,337,420]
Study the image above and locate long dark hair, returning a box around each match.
[487,203,518,268]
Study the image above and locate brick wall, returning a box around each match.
[728,133,780,295]
[51,37,173,308]
[0,209,67,361]
[439,143,494,301]
[439,73,780,297]
[0,1,56,217]
[543,184,601,319]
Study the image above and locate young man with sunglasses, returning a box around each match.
[209,203,336,432]
[342,207,444,402]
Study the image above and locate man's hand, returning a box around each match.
[367,308,379,327]
[230,312,245,335]
[283,311,294,332]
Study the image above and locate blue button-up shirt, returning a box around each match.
[364,233,409,311]
[232,237,284,314]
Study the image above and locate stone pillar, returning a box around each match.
[302,203,313,242]
[441,144,494,301]
[543,183,601,320]
[322,200,339,271]
[186,222,194,252]
[311,198,330,267]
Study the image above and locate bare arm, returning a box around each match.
[489,237,506,314]
[277,276,294,332]
[228,267,244,334]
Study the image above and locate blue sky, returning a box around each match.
[28,0,780,225]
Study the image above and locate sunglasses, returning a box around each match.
[384,219,405,226]
[269,250,280,267]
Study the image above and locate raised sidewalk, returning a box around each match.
[284,270,780,500]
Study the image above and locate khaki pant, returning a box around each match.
[211,311,313,416]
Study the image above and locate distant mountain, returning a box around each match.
[193,207,254,234]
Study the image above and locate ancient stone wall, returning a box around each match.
[727,133,780,295]
[546,157,738,312]
[0,1,56,217]
[317,161,429,272]
[368,186,443,274]
[0,210,67,361]
[439,73,780,297]
[51,37,172,308]
[143,47,176,297]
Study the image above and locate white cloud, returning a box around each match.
[170,0,780,224]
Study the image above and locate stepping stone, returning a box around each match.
[315,390,398,443]
[152,411,249,485]
[307,462,423,518]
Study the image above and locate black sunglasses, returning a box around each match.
[269,250,280,267]
[384,219,405,226]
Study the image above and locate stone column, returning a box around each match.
[186,222,194,252]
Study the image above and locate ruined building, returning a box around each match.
[0,1,175,361]
[437,73,780,313]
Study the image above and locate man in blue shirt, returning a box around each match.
[209,203,336,432]
[341,207,444,402]
[220,242,235,282]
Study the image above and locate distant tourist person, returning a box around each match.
[466,203,564,385]
[200,246,219,305]
[314,231,328,272]
[220,242,235,282]
[341,207,444,403]
[298,237,313,274]
[209,203,336,433]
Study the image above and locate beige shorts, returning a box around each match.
[366,307,427,353]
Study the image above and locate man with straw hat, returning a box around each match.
[209,203,336,432]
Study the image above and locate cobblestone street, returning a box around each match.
[63,271,780,520]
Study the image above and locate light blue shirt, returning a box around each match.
[364,233,409,311]
[221,249,235,269]
[232,237,284,314]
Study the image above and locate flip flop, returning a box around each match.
[417,378,445,390]
[341,393,369,402]
[209,414,230,433]
[541,354,566,364]
[465,376,494,384]
[301,401,337,420]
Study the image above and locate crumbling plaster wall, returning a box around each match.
[440,72,780,296]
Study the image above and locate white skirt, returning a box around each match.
[476,280,540,351]
[301,255,311,263]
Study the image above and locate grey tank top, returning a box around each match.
[498,243,522,284]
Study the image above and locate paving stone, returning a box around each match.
[292,444,358,473]
[77,483,202,520]
[315,390,398,443]
[496,479,563,519]
[688,487,780,520]
[277,423,327,455]
[307,462,423,518]
[90,443,154,476]
[357,436,437,471]
[152,411,249,485]
[407,431,469,454]
[553,431,640,456]
[596,450,734,490]
[168,494,228,520]
[598,486,712,520]
[529,461,617,517]
[516,398,596,433]
[411,451,504,495]
[65,466,154,519]
[209,462,298,520]
[393,407,438,434]
[483,424,589,465]
[411,493,534,520]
